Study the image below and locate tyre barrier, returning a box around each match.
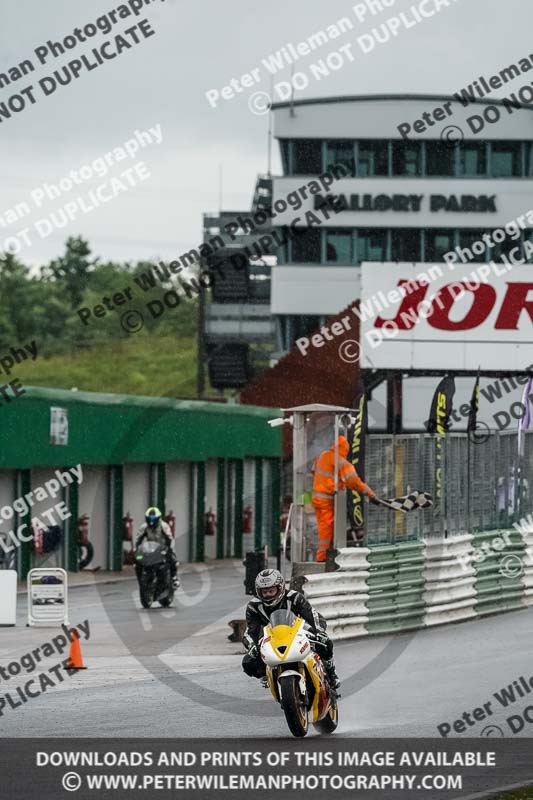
[423,534,477,627]
[302,528,533,641]
[523,528,533,604]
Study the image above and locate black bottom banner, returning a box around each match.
[0,738,532,800]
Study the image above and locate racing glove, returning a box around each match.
[243,631,258,658]
[314,630,329,647]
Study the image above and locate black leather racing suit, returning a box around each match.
[241,589,335,679]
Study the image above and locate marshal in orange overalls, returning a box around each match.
[312,435,374,562]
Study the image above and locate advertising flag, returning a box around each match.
[426,375,455,525]
[426,375,455,435]
[467,372,480,433]
[518,374,533,457]
[347,391,367,537]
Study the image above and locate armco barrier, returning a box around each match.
[302,528,533,641]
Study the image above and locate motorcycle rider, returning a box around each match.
[135,507,179,589]
[242,568,340,691]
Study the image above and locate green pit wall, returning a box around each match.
[1,386,281,469]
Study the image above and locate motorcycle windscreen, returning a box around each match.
[269,609,297,628]
[140,541,159,553]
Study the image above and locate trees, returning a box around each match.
[0,236,198,362]
[0,252,31,349]
[44,236,96,309]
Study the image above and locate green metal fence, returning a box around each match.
[364,431,533,546]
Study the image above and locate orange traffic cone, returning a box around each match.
[63,631,87,670]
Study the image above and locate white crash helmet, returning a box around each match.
[255,569,286,608]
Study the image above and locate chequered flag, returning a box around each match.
[385,491,433,512]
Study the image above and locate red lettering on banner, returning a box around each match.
[429,283,496,331]
[372,280,533,332]
[494,283,533,329]
[374,280,428,330]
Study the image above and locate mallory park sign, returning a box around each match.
[314,193,497,213]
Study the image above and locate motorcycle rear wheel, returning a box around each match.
[159,591,174,607]
[281,676,309,738]
[314,697,338,734]
[78,542,94,570]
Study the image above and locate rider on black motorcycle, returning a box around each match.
[242,568,340,690]
[135,507,179,589]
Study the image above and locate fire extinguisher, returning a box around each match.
[123,511,134,542]
[280,494,292,531]
[78,513,90,546]
[33,519,44,554]
[204,508,216,536]
[243,505,253,534]
[164,510,176,538]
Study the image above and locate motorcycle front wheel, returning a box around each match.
[139,572,153,609]
[157,567,174,607]
[281,675,309,738]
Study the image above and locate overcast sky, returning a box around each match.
[1,0,532,268]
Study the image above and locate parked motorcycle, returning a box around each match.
[135,541,175,609]
[260,608,338,738]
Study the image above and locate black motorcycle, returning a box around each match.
[135,541,175,609]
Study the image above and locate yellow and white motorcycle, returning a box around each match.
[260,608,338,737]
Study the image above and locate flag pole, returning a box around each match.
[466,368,480,534]
[517,373,533,521]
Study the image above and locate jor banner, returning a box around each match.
[347,392,367,538]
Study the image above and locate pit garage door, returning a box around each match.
[31,467,71,570]
[165,462,191,562]
[78,465,110,571]
[0,471,16,570]
[204,461,217,560]
[123,463,151,556]
[243,458,255,555]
